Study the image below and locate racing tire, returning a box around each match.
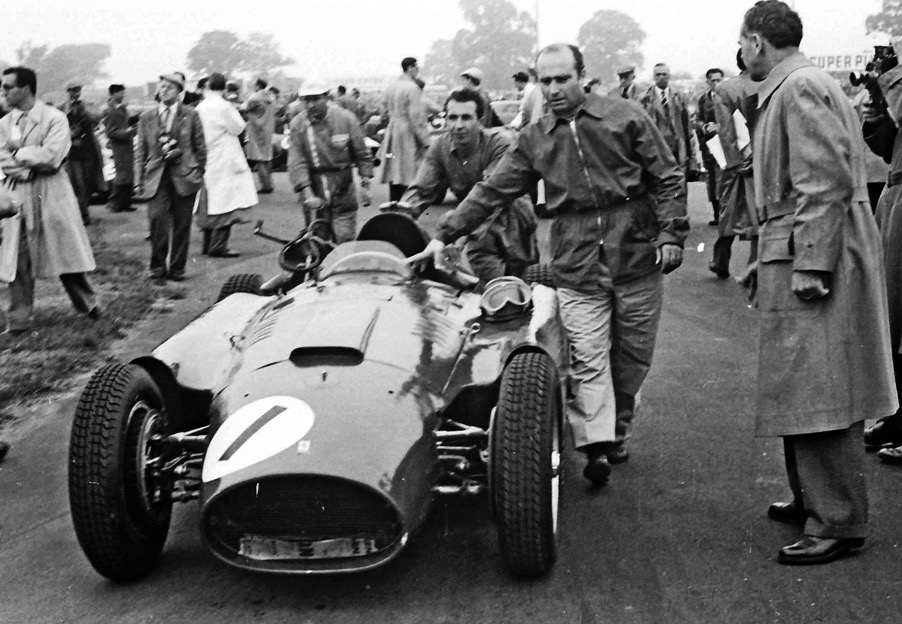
[524,264,555,288]
[492,351,561,577]
[217,273,264,302]
[69,364,173,581]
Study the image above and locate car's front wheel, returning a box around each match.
[491,351,561,577]
[217,273,264,302]
[68,364,173,581]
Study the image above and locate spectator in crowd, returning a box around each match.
[241,77,276,194]
[397,88,538,285]
[738,0,896,564]
[0,66,101,333]
[640,63,692,184]
[380,57,431,202]
[708,51,758,279]
[102,84,137,213]
[861,39,902,462]
[460,67,499,128]
[194,73,257,258]
[696,68,725,226]
[225,80,242,105]
[134,72,206,281]
[350,88,370,125]
[336,85,356,113]
[609,65,640,101]
[854,87,889,212]
[408,43,687,487]
[511,68,545,130]
[60,82,106,225]
[288,85,374,243]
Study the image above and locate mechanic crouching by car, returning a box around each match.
[408,43,688,488]
[288,85,374,244]
[860,43,902,463]
[394,88,538,286]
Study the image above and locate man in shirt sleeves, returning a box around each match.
[408,43,688,487]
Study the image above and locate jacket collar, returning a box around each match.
[756,51,812,109]
[11,99,46,138]
[539,93,605,134]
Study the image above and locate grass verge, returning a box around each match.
[0,235,184,424]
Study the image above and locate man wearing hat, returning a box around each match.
[288,85,373,244]
[134,72,206,281]
[61,82,106,225]
[380,57,431,202]
[102,84,136,213]
[609,65,640,101]
[460,67,497,128]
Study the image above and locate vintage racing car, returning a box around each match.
[68,213,568,581]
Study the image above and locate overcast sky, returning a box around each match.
[1,0,890,86]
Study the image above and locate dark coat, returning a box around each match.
[134,103,206,198]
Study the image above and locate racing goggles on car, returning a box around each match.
[480,276,532,322]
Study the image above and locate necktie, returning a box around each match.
[661,90,670,118]
[621,86,629,99]
[161,107,171,133]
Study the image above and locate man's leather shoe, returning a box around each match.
[876,445,902,464]
[167,272,186,282]
[708,262,730,279]
[777,536,864,565]
[864,419,902,450]
[767,501,807,525]
[0,441,9,463]
[581,443,611,486]
[209,250,241,258]
[708,219,719,226]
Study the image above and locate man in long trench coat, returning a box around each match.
[0,66,100,333]
[739,1,897,565]
[379,57,430,202]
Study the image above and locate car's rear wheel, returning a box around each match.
[217,273,264,302]
[492,351,561,577]
[524,264,555,288]
[69,364,173,581]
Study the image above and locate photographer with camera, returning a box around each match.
[134,72,206,281]
[859,43,902,462]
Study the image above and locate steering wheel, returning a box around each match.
[279,236,328,274]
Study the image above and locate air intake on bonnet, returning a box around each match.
[204,476,405,573]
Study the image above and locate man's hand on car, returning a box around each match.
[406,238,446,271]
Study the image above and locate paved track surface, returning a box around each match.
[1,176,901,624]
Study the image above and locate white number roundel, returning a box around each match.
[202,396,315,482]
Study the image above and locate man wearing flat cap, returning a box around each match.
[134,72,206,281]
[609,66,639,101]
[460,67,497,128]
[288,85,373,243]
[60,82,106,225]
[102,84,136,213]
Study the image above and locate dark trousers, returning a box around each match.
[7,218,97,330]
[202,227,232,256]
[868,182,885,214]
[253,161,273,193]
[783,422,868,539]
[148,174,196,277]
[703,158,720,220]
[711,235,758,275]
[107,183,133,212]
[389,184,407,202]
[66,159,92,225]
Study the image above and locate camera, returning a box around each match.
[850,45,898,113]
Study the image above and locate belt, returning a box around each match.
[556,190,650,216]
[888,170,902,187]
[758,187,870,223]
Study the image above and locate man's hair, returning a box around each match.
[208,73,227,91]
[654,63,669,71]
[197,76,209,90]
[108,83,126,95]
[743,0,803,49]
[537,43,585,76]
[445,88,485,121]
[462,73,481,87]
[401,57,418,72]
[337,85,347,95]
[736,49,747,72]
[705,68,724,79]
[255,78,268,90]
[2,67,37,95]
